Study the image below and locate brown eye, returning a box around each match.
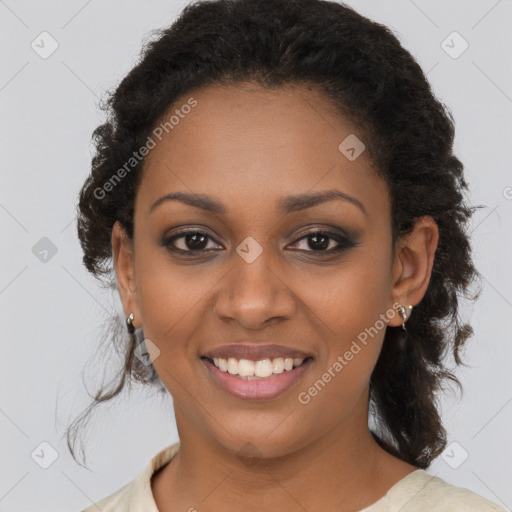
[162,230,222,253]
[288,230,357,253]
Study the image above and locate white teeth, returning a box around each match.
[255,359,273,377]
[218,358,228,372]
[211,356,306,378]
[227,357,238,375]
[238,359,255,377]
[272,358,285,374]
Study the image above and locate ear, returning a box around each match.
[387,215,439,327]
[111,220,141,330]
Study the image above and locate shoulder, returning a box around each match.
[79,480,133,512]
[384,469,507,512]
[79,441,181,512]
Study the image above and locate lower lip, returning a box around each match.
[202,357,313,400]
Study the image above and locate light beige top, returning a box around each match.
[81,441,506,511]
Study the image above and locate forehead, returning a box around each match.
[137,82,387,218]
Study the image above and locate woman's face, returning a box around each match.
[114,83,419,458]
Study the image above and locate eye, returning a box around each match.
[288,230,357,253]
[162,228,358,256]
[162,229,222,253]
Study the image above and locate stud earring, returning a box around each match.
[126,312,135,334]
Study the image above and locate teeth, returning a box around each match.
[272,358,285,373]
[211,356,306,378]
[255,359,273,377]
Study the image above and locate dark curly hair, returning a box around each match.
[67,0,480,470]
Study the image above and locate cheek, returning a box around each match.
[133,245,206,355]
[296,270,390,419]
[299,249,392,336]
[301,246,392,383]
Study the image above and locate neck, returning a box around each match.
[152,403,417,511]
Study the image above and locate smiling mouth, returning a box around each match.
[200,355,314,380]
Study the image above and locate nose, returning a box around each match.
[213,248,296,330]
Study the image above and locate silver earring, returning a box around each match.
[398,304,413,333]
[126,313,135,334]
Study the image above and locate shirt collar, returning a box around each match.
[128,440,181,510]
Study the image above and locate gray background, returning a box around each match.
[1,0,511,510]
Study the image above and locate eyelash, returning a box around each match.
[161,228,358,256]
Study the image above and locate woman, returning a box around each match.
[71,0,506,510]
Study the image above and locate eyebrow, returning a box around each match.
[149,189,367,216]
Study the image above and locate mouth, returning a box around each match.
[200,355,314,400]
[200,355,314,379]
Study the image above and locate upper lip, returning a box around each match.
[202,344,313,361]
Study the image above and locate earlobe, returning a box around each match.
[111,221,141,328]
[388,216,439,327]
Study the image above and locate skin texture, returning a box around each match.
[111,82,439,512]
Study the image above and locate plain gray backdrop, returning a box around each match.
[1,0,511,510]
